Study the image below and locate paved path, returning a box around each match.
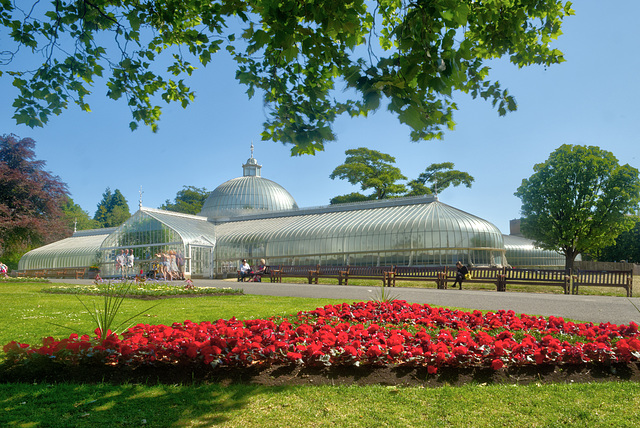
[50,278,640,325]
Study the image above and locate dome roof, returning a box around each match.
[199,176,298,219]
[199,146,298,220]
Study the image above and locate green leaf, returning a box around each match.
[440,10,454,22]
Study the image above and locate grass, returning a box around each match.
[1,281,640,427]
[2,380,640,427]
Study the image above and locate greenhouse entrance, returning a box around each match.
[97,208,218,279]
[189,245,213,278]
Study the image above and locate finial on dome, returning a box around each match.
[243,142,262,177]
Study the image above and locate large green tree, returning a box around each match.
[94,188,131,228]
[330,148,407,200]
[0,1,573,154]
[330,147,474,203]
[515,144,640,271]
[407,162,474,196]
[160,185,209,215]
[0,134,70,269]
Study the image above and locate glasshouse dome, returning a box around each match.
[199,151,298,220]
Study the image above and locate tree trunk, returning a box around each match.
[564,248,578,272]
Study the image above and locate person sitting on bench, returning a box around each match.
[251,259,266,282]
[238,259,252,281]
[452,261,468,290]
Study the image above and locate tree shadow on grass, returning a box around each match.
[0,381,287,427]
[2,361,639,426]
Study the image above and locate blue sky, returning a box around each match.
[1,1,639,234]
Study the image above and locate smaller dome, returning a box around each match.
[199,176,298,220]
[199,144,298,220]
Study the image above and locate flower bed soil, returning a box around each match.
[2,361,640,387]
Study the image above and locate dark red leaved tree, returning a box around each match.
[0,134,71,268]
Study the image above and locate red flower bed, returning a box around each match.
[4,301,640,374]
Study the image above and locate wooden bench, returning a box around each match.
[389,266,448,288]
[501,268,571,293]
[23,269,47,278]
[266,265,280,283]
[310,265,349,284]
[340,266,393,286]
[15,268,84,279]
[270,265,317,284]
[446,267,506,290]
[572,269,633,297]
[49,268,87,279]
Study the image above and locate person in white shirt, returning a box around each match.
[239,259,252,281]
[126,250,135,278]
[116,250,126,279]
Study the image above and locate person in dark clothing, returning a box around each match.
[452,261,468,289]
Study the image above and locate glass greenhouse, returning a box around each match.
[17,149,569,277]
[503,234,572,268]
[18,228,114,270]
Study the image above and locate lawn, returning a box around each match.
[1,281,639,427]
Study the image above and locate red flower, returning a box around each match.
[366,345,383,358]
[491,359,504,370]
[387,334,404,347]
[343,346,358,358]
[389,345,403,357]
[286,352,303,361]
[186,345,199,358]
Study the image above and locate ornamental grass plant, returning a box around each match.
[64,281,162,338]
